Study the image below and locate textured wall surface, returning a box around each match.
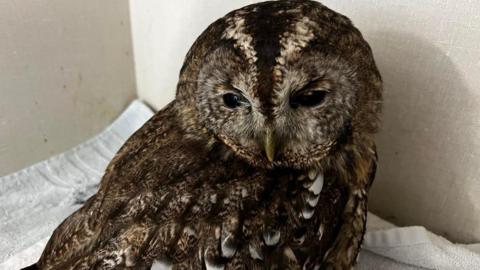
[0,0,136,176]
[130,0,480,243]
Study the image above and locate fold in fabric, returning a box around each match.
[362,216,480,270]
[0,100,154,269]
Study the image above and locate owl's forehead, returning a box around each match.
[220,2,319,115]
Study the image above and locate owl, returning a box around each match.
[25,1,382,269]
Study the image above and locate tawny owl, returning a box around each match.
[25,1,382,269]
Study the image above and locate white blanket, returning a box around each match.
[1,100,479,270]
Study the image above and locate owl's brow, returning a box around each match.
[221,11,258,65]
[179,80,238,89]
[179,80,250,100]
[178,80,205,84]
[221,10,259,101]
[291,78,332,95]
[272,16,317,107]
[275,16,316,69]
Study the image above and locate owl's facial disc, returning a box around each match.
[187,1,379,169]
[195,46,356,169]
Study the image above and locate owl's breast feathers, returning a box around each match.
[29,103,376,270]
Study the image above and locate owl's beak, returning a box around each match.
[264,128,276,162]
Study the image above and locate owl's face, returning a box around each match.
[196,47,357,169]
[180,0,381,169]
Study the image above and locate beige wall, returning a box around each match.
[130,0,480,242]
[0,0,136,176]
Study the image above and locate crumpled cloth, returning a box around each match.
[1,100,479,270]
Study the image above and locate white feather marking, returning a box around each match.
[306,195,319,207]
[317,223,325,240]
[352,188,366,198]
[303,257,311,270]
[221,233,237,258]
[222,15,257,63]
[309,173,324,195]
[180,194,190,203]
[272,16,317,106]
[205,260,224,270]
[283,246,297,261]
[308,169,317,180]
[151,259,172,270]
[204,248,225,270]
[301,207,315,219]
[198,248,203,261]
[124,246,135,267]
[221,12,259,98]
[249,244,263,260]
[263,230,281,246]
[184,226,196,236]
[241,187,248,198]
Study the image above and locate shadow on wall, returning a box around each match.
[368,31,479,243]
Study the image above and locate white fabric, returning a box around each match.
[359,215,480,270]
[0,100,153,269]
[1,100,479,270]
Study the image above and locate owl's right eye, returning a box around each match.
[222,93,246,109]
[289,90,327,109]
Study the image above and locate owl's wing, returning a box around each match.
[37,167,273,270]
[36,102,200,269]
[320,144,377,270]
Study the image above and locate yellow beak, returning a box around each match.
[264,128,276,162]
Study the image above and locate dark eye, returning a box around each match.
[290,90,327,109]
[222,93,245,109]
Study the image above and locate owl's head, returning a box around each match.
[176,0,382,169]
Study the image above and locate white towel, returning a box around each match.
[360,214,480,270]
[1,100,479,270]
[0,100,154,269]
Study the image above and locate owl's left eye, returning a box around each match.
[223,93,247,109]
[290,90,327,109]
